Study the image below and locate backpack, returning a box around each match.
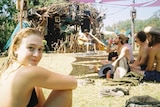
[125,95,160,107]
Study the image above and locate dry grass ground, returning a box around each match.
[1,52,160,107]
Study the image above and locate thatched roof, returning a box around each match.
[36,2,99,18]
[23,1,103,35]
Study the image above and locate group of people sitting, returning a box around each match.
[133,26,160,82]
[96,26,160,83]
[96,33,134,78]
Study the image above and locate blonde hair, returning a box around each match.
[0,28,43,75]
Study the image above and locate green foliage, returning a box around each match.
[0,0,67,52]
[0,0,17,51]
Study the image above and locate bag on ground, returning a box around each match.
[125,95,160,107]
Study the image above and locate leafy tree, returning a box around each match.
[0,0,17,51]
[0,0,68,52]
[152,10,160,19]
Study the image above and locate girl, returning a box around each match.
[0,28,77,107]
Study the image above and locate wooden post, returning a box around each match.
[20,0,24,29]
[16,0,21,10]
[131,0,136,50]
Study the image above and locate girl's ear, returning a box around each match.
[13,45,18,56]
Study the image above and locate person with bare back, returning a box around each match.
[130,31,149,70]
[132,26,160,82]
[98,34,134,79]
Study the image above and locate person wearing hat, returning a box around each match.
[77,29,97,53]
[132,26,160,82]
[112,34,134,78]
[98,34,133,79]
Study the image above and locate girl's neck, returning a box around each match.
[1,62,22,79]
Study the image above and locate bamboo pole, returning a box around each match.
[89,33,106,47]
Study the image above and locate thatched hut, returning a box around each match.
[17,1,105,53]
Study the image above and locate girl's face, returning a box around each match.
[15,34,43,66]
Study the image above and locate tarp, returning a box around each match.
[71,0,127,3]
[71,0,95,3]
[101,0,127,3]
[108,1,153,7]
[3,21,30,50]
[72,0,160,7]
[145,0,160,7]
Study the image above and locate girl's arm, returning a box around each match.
[24,66,77,90]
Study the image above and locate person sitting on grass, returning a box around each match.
[0,28,77,107]
[130,31,149,70]
[101,35,134,65]
[97,34,133,79]
[111,34,133,79]
[132,26,160,82]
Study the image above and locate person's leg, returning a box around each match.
[80,44,85,52]
[86,43,89,53]
[93,43,97,53]
[100,60,110,65]
[43,90,72,107]
[113,68,120,79]
[130,64,141,70]
[114,58,128,79]
[114,67,127,79]
[132,69,145,76]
